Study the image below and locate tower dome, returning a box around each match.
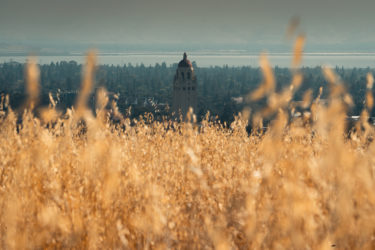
[178,52,193,68]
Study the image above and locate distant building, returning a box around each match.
[172,53,197,117]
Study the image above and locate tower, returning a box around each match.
[172,53,197,117]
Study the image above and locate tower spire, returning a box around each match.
[172,52,197,117]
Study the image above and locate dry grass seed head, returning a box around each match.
[292,34,305,68]
[249,53,275,101]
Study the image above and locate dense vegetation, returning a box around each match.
[1,61,374,123]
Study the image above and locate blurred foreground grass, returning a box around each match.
[1,49,375,249]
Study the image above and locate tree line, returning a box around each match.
[0,61,374,123]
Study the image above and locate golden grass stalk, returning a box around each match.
[75,50,97,117]
[248,53,275,101]
[292,34,305,68]
[366,73,374,110]
[25,57,40,110]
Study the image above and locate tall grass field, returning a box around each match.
[1,43,375,249]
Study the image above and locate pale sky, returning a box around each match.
[0,0,374,51]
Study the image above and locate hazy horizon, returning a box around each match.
[1,0,375,55]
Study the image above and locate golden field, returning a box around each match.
[1,49,375,249]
